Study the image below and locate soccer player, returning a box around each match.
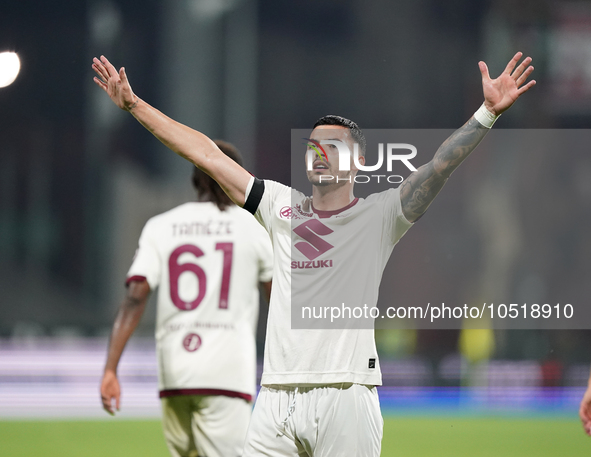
[100,140,274,457]
[93,52,535,456]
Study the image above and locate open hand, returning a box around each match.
[92,55,138,111]
[480,52,535,116]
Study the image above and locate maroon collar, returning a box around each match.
[312,198,359,218]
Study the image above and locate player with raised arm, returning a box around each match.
[93,52,534,456]
[100,140,273,457]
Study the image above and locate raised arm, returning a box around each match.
[400,52,536,223]
[92,56,252,206]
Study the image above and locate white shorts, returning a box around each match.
[161,394,252,457]
[242,383,383,457]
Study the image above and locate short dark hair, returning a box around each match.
[192,140,243,211]
[313,115,366,155]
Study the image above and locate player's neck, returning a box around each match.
[311,183,355,211]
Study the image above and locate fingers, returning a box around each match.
[100,55,118,78]
[479,61,490,82]
[119,67,132,92]
[93,76,107,91]
[100,373,120,416]
[516,79,536,96]
[101,394,115,416]
[515,64,534,87]
[92,58,110,83]
[101,392,120,415]
[120,67,128,85]
[503,51,523,75]
[511,56,532,81]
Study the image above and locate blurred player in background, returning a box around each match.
[100,140,273,457]
[579,372,591,435]
[93,52,534,456]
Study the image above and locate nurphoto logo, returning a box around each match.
[305,138,418,184]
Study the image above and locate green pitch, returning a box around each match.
[0,416,588,456]
[381,416,588,456]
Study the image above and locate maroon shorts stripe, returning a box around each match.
[159,388,252,402]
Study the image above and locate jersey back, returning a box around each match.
[127,202,273,398]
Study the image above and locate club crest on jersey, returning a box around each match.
[279,206,293,219]
[183,333,202,352]
[279,204,313,220]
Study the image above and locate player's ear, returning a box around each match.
[352,153,365,171]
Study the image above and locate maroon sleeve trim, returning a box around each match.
[159,388,252,402]
[126,275,147,286]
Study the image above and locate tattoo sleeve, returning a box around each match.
[400,117,489,223]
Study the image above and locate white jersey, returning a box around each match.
[127,202,273,400]
[250,179,413,386]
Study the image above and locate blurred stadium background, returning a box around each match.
[1,0,591,454]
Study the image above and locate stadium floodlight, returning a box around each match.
[0,52,21,88]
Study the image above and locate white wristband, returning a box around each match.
[474,103,499,129]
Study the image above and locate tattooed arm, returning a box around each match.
[400,52,536,223]
[400,118,488,222]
